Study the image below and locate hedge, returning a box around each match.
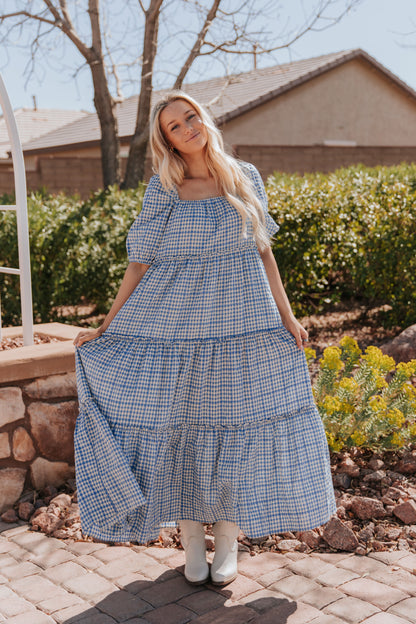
[1,163,416,328]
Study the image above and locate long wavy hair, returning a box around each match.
[149,90,271,251]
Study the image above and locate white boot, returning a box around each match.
[179,520,209,585]
[211,520,240,585]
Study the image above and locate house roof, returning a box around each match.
[21,48,416,155]
[0,108,88,159]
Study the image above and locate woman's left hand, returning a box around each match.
[282,314,309,349]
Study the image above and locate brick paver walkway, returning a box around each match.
[1,521,416,624]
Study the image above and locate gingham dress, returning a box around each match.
[74,161,336,543]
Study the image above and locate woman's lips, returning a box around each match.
[186,132,200,142]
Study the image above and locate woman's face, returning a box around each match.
[159,99,208,157]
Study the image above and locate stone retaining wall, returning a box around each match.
[0,323,80,512]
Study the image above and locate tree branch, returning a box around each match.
[173,0,221,89]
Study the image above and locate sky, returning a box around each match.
[0,0,415,113]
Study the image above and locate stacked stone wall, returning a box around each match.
[0,373,78,512]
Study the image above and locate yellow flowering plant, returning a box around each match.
[309,336,416,452]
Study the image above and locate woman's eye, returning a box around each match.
[187,114,196,120]
[171,124,179,131]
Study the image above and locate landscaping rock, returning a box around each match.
[28,401,78,462]
[394,451,416,474]
[380,323,416,363]
[0,467,27,513]
[298,530,321,548]
[1,508,18,523]
[18,501,35,521]
[276,539,302,552]
[337,456,360,477]
[322,516,359,551]
[0,387,25,426]
[30,457,74,490]
[351,496,386,520]
[24,373,77,400]
[31,510,64,535]
[393,500,416,524]
[12,427,36,462]
[0,432,11,458]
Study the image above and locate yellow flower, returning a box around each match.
[350,430,366,446]
[320,346,344,372]
[338,377,358,393]
[322,395,343,415]
[304,347,317,362]
[369,395,387,412]
[385,408,405,427]
[363,346,395,373]
[396,360,416,380]
[374,373,388,390]
[408,424,416,437]
[325,431,343,451]
[340,336,362,362]
[391,432,405,447]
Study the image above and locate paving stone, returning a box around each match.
[93,545,136,562]
[360,613,414,624]
[43,560,89,583]
[209,574,264,601]
[192,604,258,624]
[76,553,105,570]
[96,589,153,620]
[121,619,149,624]
[96,552,155,579]
[394,553,416,573]
[323,596,380,623]
[113,571,155,593]
[364,566,416,597]
[0,554,18,568]
[268,574,322,600]
[0,524,30,537]
[250,599,321,624]
[145,545,179,562]
[2,560,43,580]
[315,566,360,587]
[235,551,289,579]
[256,566,293,588]
[37,587,84,613]
[6,610,55,624]
[65,541,108,555]
[159,549,186,570]
[339,578,410,610]
[177,588,226,614]
[140,602,196,624]
[388,597,416,623]
[338,555,395,577]
[0,590,36,617]
[9,574,59,603]
[368,552,409,565]
[310,552,355,565]
[139,575,201,607]
[238,588,289,613]
[300,585,345,610]
[10,532,66,555]
[287,557,336,579]
[29,547,76,569]
[63,572,117,600]
[0,539,20,554]
[52,603,101,623]
[307,615,347,624]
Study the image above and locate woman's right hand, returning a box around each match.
[73,327,103,348]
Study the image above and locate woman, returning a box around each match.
[73,91,336,587]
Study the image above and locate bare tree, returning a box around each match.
[0,0,362,188]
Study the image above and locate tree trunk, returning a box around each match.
[121,0,163,189]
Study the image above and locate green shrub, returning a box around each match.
[305,339,416,452]
[0,185,145,325]
[268,163,416,326]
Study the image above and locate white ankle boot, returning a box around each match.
[179,520,209,585]
[211,520,240,585]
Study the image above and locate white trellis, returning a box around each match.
[0,73,33,346]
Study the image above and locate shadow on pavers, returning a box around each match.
[62,566,298,624]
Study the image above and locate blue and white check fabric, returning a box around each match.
[74,161,337,543]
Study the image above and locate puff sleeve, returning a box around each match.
[242,161,280,239]
[126,175,175,264]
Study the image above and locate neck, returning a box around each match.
[181,150,211,180]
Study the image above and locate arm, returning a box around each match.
[73,261,150,347]
[259,245,308,349]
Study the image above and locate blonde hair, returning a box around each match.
[149,90,271,251]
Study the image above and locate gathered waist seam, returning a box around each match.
[152,242,258,264]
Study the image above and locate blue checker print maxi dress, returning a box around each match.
[74,161,337,544]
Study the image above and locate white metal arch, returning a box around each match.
[0,73,33,346]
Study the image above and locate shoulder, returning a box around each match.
[237,160,259,178]
[144,174,175,197]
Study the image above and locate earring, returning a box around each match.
[169,145,174,152]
